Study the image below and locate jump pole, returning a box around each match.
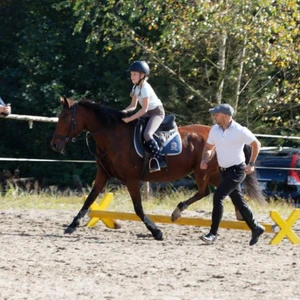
[89,209,275,232]
[87,193,300,245]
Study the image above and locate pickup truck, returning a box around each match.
[256,147,300,206]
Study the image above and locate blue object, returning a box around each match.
[0,96,6,106]
[134,127,182,158]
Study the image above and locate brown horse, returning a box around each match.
[51,96,265,240]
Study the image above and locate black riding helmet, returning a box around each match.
[129,61,150,76]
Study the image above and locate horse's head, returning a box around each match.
[51,95,129,154]
[51,96,79,154]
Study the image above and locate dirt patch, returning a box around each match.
[0,209,299,300]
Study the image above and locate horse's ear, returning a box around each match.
[59,95,70,108]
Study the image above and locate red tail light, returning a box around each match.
[290,153,300,183]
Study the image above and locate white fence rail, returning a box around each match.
[1,113,58,123]
[0,158,94,163]
[1,113,300,165]
[255,134,300,140]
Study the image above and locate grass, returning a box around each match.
[0,185,296,217]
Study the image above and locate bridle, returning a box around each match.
[52,101,78,144]
[52,100,112,177]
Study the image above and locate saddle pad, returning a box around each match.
[134,128,182,158]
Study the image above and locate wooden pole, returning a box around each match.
[88,210,274,233]
[0,114,58,123]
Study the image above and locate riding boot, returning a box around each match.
[239,205,265,246]
[145,139,167,173]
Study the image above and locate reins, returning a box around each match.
[85,131,112,178]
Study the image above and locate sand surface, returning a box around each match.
[0,209,299,300]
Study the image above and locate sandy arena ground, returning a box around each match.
[0,209,299,300]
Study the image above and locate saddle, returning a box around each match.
[133,115,182,158]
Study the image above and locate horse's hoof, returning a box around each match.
[153,230,164,241]
[171,207,181,222]
[113,222,121,229]
[64,226,76,234]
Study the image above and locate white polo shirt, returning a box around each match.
[132,81,162,110]
[207,120,256,168]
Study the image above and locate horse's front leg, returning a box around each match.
[127,180,163,241]
[65,170,108,234]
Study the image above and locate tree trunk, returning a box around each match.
[234,35,247,112]
[216,33,227,104]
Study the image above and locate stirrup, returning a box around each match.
[149,157,161,173]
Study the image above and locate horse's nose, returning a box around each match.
[51,139,65,154]
[50,139,60,152]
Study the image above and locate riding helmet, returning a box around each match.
[129,61,150,76]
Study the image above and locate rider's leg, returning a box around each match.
[144,109,165,172]
[145,138,167,172]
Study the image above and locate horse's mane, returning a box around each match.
[77,99,125,128]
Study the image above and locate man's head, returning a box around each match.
[209,103,234,116]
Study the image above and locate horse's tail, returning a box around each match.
[243,145,267,205]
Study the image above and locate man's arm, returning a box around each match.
[200,142,215,170]
[245,138,261,174]
[248,138,261,165]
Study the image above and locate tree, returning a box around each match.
[66,0,299,135]
[0,0,299,188]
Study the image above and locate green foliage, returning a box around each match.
[0,186,295,217]
[65,0,300,131]
[0,0,299,187]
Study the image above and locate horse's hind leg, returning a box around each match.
[171,167,219,222]
[171,190,209,222]
[127,180,163,240]
[65,170,108,234]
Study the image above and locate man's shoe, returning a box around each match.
[200,232,217,244]
[249,225,265,246]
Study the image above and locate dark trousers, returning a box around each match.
[210,163,258,235]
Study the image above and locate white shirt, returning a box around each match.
[207,120,256,168]
[132,81,162,110]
